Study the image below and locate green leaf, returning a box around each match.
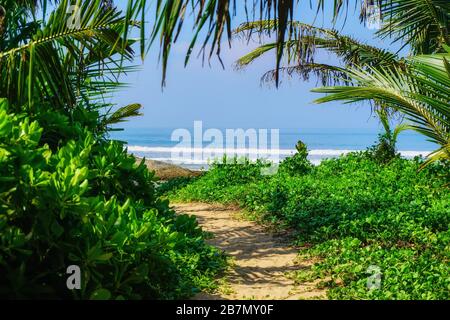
[51,220,64,238]
[90,288,111,300]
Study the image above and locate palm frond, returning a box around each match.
[376,0,450,54]
[234,20,401,86]
[103,103,143,125]
[259,63,348,86]
[0,0,140,111]
[151,0,370,86]
[149,0,449,85]
[313,52,450,165]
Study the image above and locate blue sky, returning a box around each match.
[113,1,404,130]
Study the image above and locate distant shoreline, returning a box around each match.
[135,156,203,180]
[132,148,433,173]
[134,148,434,180]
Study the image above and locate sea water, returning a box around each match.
[110,127,435,170]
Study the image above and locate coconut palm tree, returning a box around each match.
[313,50,450,166]
[150,0,385,85]
[0,0,145,127]
[308,1,450,165]
[229,0,448,90]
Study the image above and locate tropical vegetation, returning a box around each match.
[153,0,449,300]
[0,0,448,300]
[0,0,225,299]
[231,1,449,165]
[162,149,450,299]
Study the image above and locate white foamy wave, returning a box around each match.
[128,146,354,156]
[128,146,296,155]
[127,146,431,158]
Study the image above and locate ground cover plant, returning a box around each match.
[162,143,450,300]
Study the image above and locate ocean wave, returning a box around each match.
[128,146,297,155]
[127,145,431,158]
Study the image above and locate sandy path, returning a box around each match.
[173,203,326,300]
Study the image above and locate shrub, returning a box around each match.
[156,177,200,198]
[365,132,400,164]
[0,100,225,299]
[278,140,313,175]
[162,157,270,204]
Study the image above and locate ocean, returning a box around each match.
[110,127,436,170]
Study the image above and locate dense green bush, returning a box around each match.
[155,177,200,198]
[278,141,313,175]
[364,132,400,165]
[160,157,272,204]
[0,100,225,299]
[164,150,450,299]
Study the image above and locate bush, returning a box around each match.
[161,157,270,204]
[278,140,313,175]
[365,132,400,164]
[164,151,450,299]
[156,177,200,198]
[0,100,225,299]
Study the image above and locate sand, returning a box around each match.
[173,203,327,300]
[137,158,203,180]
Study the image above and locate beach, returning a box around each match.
[119,127,434,171]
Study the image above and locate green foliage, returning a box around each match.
[0,1,230,300]
[0,101,225,299]
[162,157,270,204]
[164,152,450,300]
[156,176,200,198]
[1,0,447,301]
[278,140,313,175]
[365,133,399,165]
[365,110,408,165]
[314,51,450,166]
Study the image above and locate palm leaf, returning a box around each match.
[313,52,450,165]
[151,0,368,86]
[0,0,141,111]
[376,0,450,54]
[103,103,143,125]
[234,20,401,86]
